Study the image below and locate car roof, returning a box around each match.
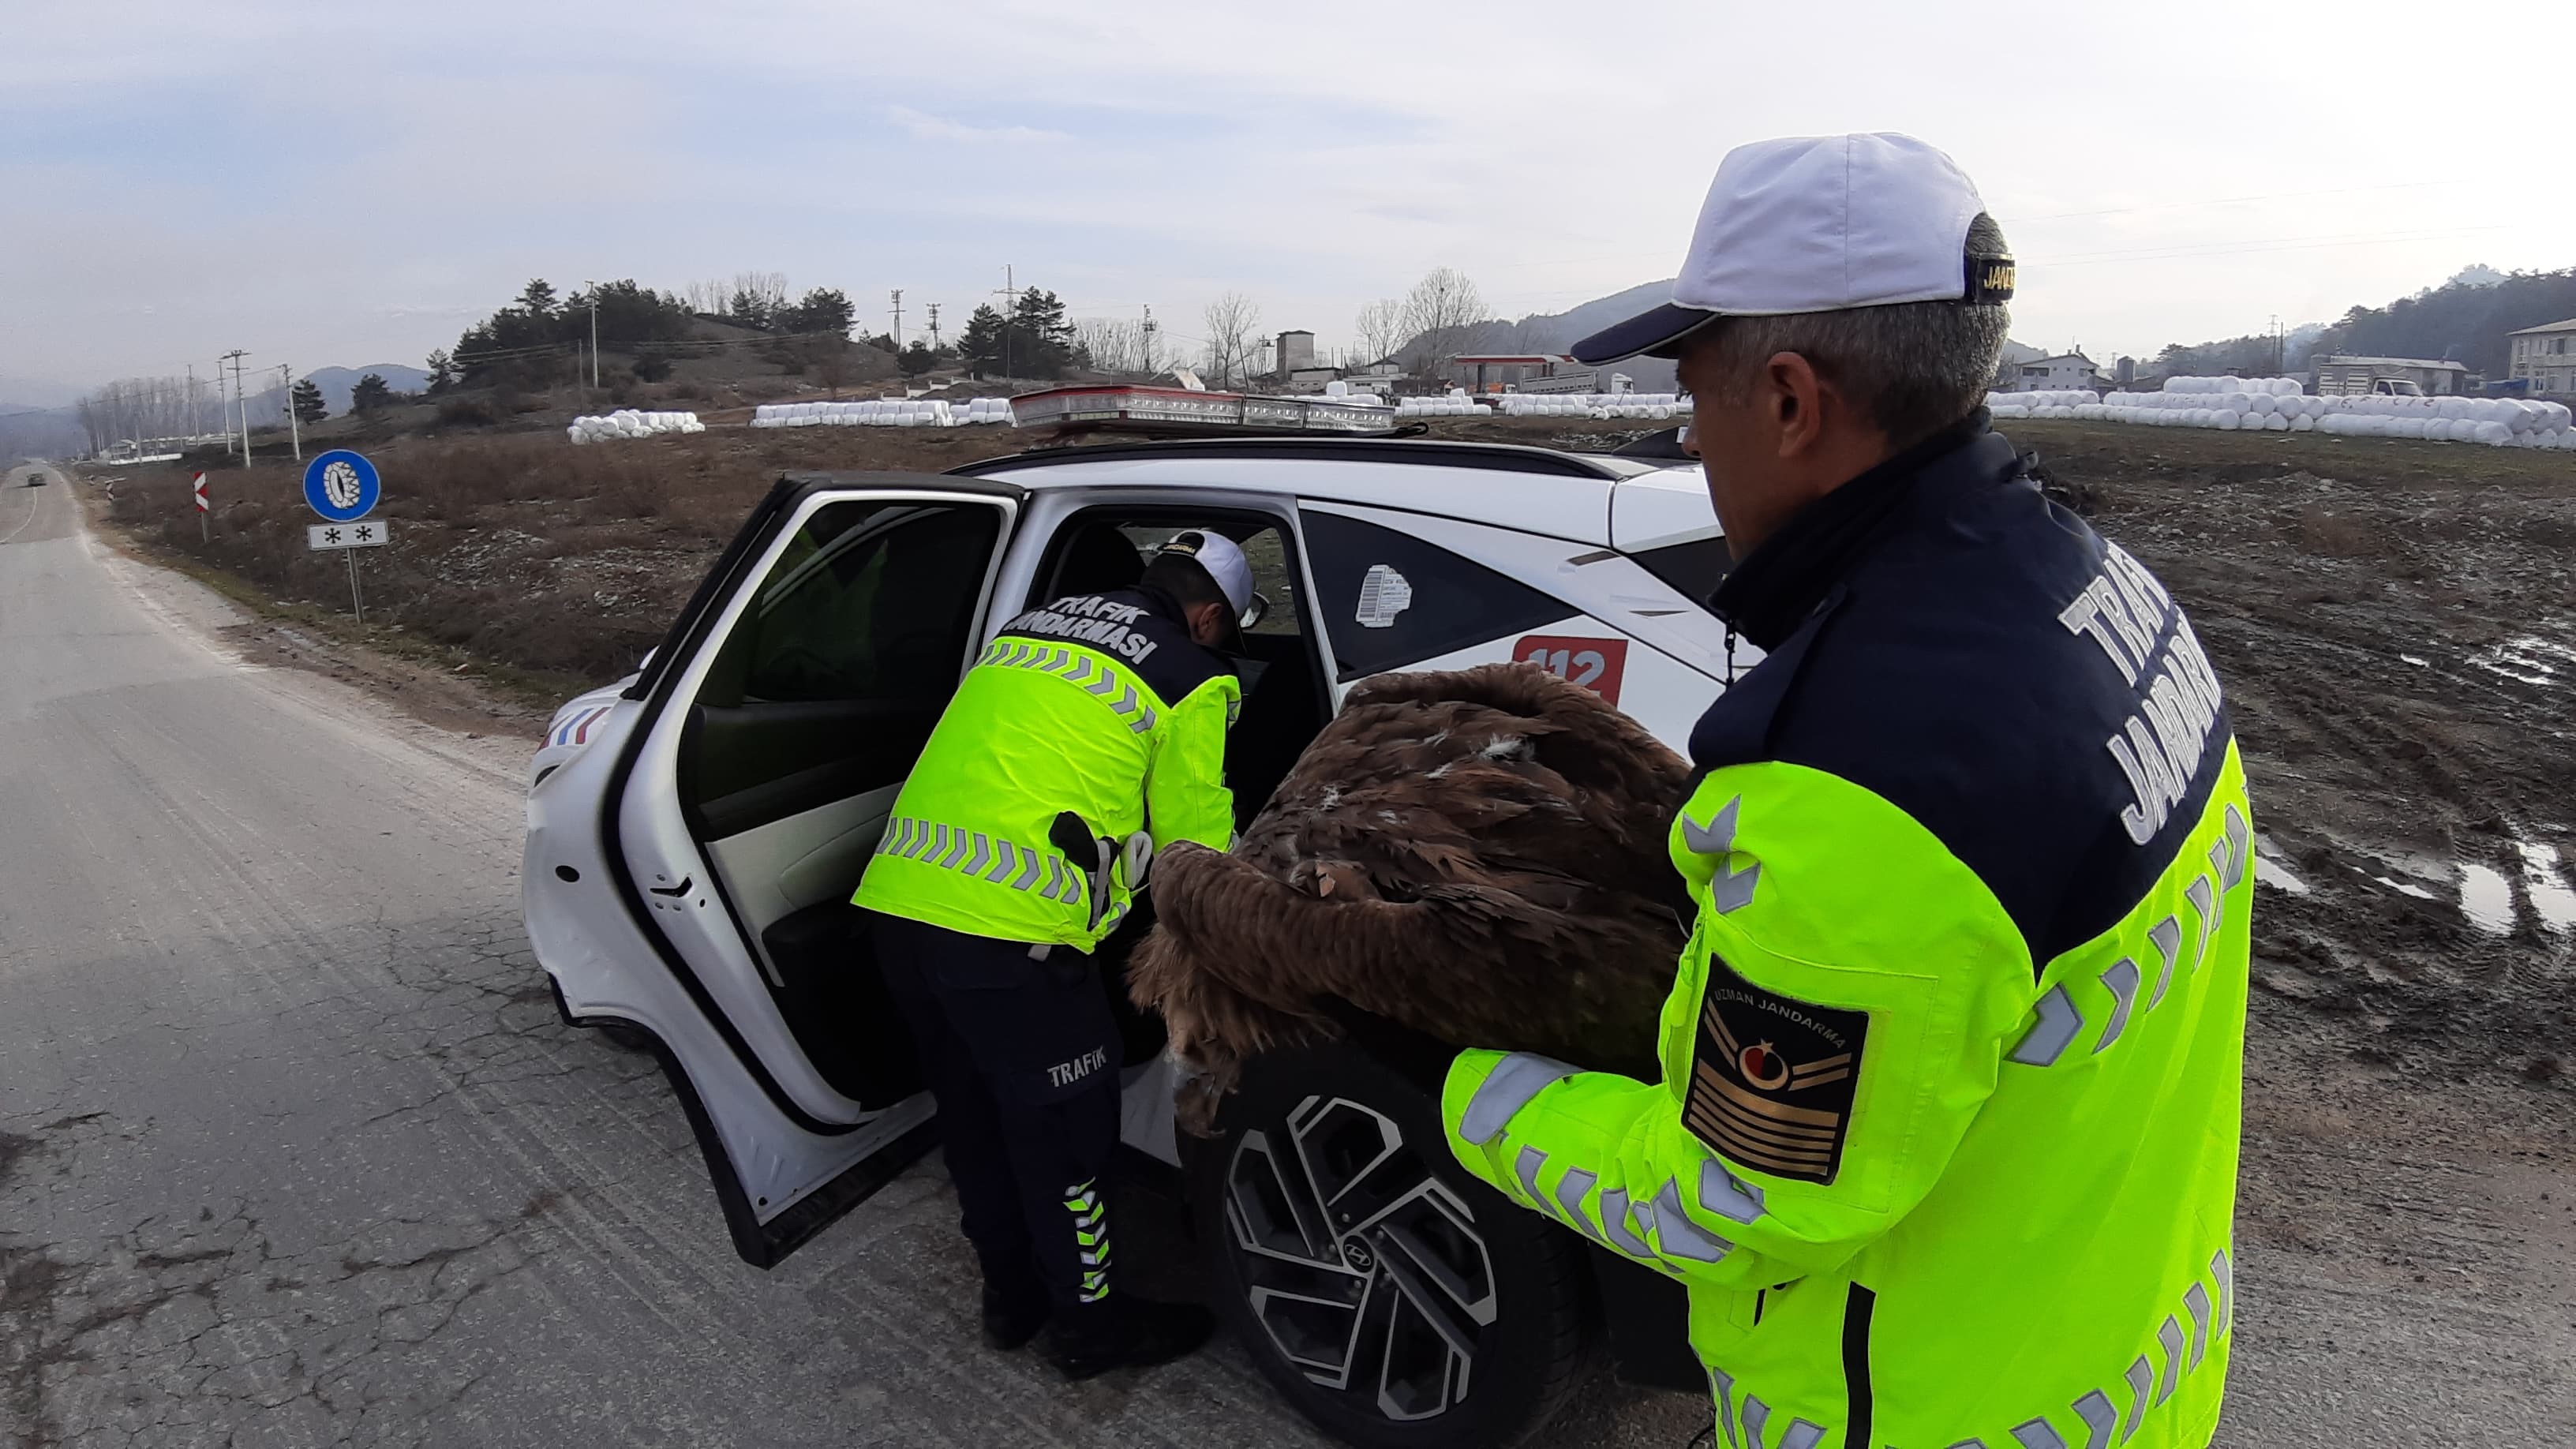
[949,436,1687,548]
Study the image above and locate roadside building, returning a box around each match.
[2015,353,2107,391]
[1448,354,1586,392]
[2506,318,2576,393]
[1274,331,1316,378]
[2312,355,2470,396]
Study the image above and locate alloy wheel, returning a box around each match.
[1221,1095,1498,1422]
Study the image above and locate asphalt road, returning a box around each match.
[0,473,1709,1449]
[3,465,2567,1447]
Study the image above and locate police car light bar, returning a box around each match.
[1009,384,1398,437]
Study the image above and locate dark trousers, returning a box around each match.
[872,913,1122,1320]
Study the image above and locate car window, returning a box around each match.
[736,500,1001,703]
[1630,536,1730,605]
[1298,508,1574,680]
[1105,523,1301,635]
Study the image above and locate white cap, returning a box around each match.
[1156,530,1254,619]
[1573,133,2012,365]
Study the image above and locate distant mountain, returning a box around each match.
[0,406,85,460]
[241,364,434,425]
[0,375,88,412]
[1500,281,1681,390]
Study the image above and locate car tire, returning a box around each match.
[1189,1041,1587,1449]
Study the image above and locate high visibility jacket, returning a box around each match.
[855,585,1239,950]
[1441,421,2250,1449]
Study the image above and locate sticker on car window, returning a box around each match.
[1355,564,1413,630]
[1515,635,1628,706]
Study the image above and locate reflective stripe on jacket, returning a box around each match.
[1440,422,2249,1448]
[855,586,1239,950]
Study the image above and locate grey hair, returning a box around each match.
[1682,215,2012,449]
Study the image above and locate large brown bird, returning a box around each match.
[1128,661,1695,1131]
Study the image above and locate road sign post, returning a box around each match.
[192,470,208,541]
[301,450,384,623]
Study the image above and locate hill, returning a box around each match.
[243,364,435,425]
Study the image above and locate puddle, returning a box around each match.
[2253,856,2311,896]
[2397,653,2429,668]
[2458,862,2517,936]
[2515,840,2576,934]
[2372,874,2436,901]
[2252,833,2311,895]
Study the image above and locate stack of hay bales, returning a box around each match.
[567,410,706,445]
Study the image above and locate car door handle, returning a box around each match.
[647,876,694,898]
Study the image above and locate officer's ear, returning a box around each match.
[1186,601,1231,647]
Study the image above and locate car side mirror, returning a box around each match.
[1240,592,1270,631]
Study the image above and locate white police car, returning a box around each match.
[521,406,1744,1445]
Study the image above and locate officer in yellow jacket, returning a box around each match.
[1431,135,2252,1447]
[855,532,1252,1379]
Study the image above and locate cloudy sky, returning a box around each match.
[4,0,2563,398]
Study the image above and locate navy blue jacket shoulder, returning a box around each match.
[1690,426,2234,972]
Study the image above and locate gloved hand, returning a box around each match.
[1317,997,1460,1098]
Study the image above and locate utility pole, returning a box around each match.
[1141,304,1159,376]
[583,280,601,389]
[220,350,250,467]
[993,265,1016,380]
[279,363,301,461]
[925,302,942,351]
[889,289,904,352]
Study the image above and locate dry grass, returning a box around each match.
[103,425,1022,683]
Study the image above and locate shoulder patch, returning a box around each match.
[1683,955,1866,1185]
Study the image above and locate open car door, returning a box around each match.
[538,472,1023,1266]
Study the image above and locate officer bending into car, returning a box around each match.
[854,531,1255,1379]
[1345,133,2254,1448]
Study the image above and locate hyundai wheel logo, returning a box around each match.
[1342,1239,1375,1272]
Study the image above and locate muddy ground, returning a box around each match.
[87,414,2576,1434]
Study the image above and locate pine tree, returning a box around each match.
[784,288,856,338]
[900,340,938,377]
[959,304,1009,377]
[517,279,558,316]
[425,350,455,395]
[290,378,327,424]
[350,373,394,413]
[1011,288,1075,379]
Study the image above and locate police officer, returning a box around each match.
[1420,135,2251,1446]
[855,531,1255,1378]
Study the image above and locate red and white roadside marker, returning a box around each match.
[192,471,208,540]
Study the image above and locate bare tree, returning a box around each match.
[727,271,791,324]
[1398,268,1490,379]
[680,279,734,316]
[1073,318,1148,375]
[1353,298,1406,369]
[1200,293,1264,390]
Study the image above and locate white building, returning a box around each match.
[2016,353,2106,391]
[2506,318,2576,393]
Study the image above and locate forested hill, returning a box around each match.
[2317,267,2576,373]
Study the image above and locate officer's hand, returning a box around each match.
[1317,997,1458,1098]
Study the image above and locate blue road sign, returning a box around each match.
[303,449,381,523]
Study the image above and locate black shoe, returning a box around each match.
[981,1284,1050,1351]
[1045,1297,1215,1381]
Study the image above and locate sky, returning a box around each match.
[4,0,2567,399]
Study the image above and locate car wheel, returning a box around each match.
[1191,1041,1586,1448]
